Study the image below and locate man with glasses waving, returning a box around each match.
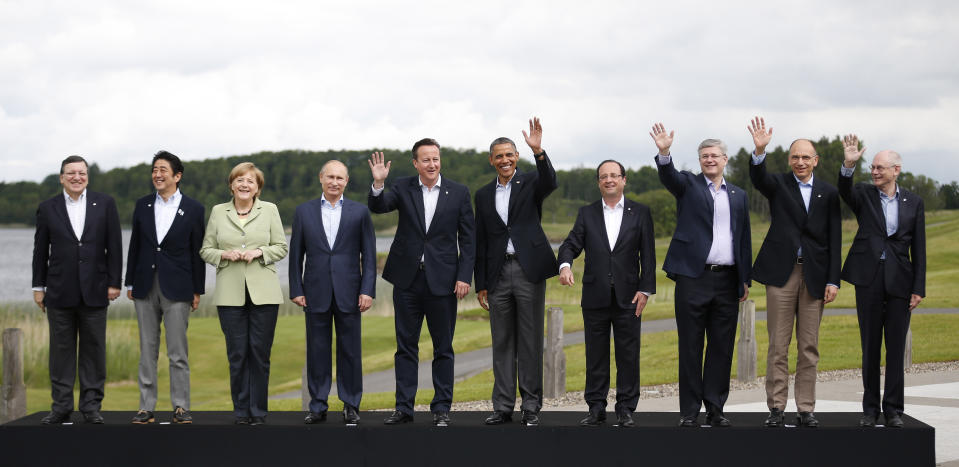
[839,135,925,429]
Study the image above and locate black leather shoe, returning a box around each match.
[859,413,878,427]
[249,416,266,425]
[82,410,104,424]
[616,412,635,428]
[885,414,903,428]
[173,407,192,424]
[705,412,730,427]
[41,410,72,425]
[384,410,414,425]
[484,411,512,425]
[304,411,327,424]
[579,411,606,427]
[678,415,698,427]
[764,408,784,428]
[343,406,360,425]
[131,410,154,424]
[234,416,251,425]
[521,410,540,426]
[797,412,819,428]
[433,411,451,427]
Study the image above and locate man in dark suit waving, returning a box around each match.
[32,155,122,425]
[125,151,205,425]
[745,118,842,428]
[557,159,656,428]
[474,117,557,426]
[290,160,376,426]
[650,123,752,428]
[839,135,925,429]
[368,139,475,426]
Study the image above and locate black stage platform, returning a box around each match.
[0,411,935,466]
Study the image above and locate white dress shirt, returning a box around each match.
[321,194,344,248]
[64,189,87,239]
[495,174,516,254]
[705,178,735,266]
[154,189,182,243]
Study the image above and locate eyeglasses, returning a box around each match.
[699,153,725,160]
[598,173,623,181]
[869,164,898,172]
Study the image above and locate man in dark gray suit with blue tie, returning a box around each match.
[290,160,376,425]
[650,123,752,428]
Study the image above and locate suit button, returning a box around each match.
[156,247,161,252]
[151,264,155,269]
[78,259,83,263]
[78,242,82,247]
[241,244,246,248]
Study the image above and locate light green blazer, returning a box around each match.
[200,199,289,306]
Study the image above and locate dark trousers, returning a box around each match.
[392,269,456,415]
[46,306,107,414]
[674,268,739,417]
[488,258,545,413]
[305,297,363,413]
[583,287,642,414]
[855,260,911,417]
[217,292,279,418]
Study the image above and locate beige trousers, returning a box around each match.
[765,263,824,412]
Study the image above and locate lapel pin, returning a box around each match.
[147,204,151,207]
[178,209,185,216]
[731,190,735,194]
[817,194,822,198]
[903,198,907,202]
[516,180,521,184]
[445,190,449,195]
[92,202,97,206]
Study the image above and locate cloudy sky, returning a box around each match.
[1,0,956,183]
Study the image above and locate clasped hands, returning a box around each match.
[221,248,263,263]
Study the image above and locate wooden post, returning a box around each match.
[301,362,309,412]
[543,306,566,398]
[2,328,27,423]
[736,300,757,382]
[904,325,913,369]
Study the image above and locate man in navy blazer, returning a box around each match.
[368,139,475,426]
[473,118,557,426]
[32,155,123,425]
[558,159,656,428]
[746,118,842,428]
[290,160,376,425]
[839,135,925,429]
[125,151,205,425]
[650,123,751,428]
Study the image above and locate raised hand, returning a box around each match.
[649,123,674,155]
[522,117,544,155]
[747,116,773,154]
[842,134,866,167]
[367,151,391,188]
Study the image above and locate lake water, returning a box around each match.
[0,227,396,303]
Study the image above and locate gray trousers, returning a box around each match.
[488,258,546,413]
[134,274,191,411]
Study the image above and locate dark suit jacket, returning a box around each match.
[368,176,475,296]
[656,156,751,297]
[474,154,558,293]
[32,191,123,309]
[124,192,206,302]
[838,172,926,298]
[749,161,841,299]
[557,198,657,309]
[289,197,376,313]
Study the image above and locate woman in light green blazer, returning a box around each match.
[200,162,288,425]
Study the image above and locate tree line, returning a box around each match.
[1,136,955,238]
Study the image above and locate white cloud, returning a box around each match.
[1,0,958,184]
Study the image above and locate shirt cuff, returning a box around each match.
[559,262,571,273]
[826,283,839,289]
[371,183,384,196]
[839,165,855,178]
[640,291,652,297]
[751,152,766,165]
[127,286,133,291]
[31,286,45,292]
[656,154,672,165]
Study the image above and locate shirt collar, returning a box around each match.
[155,189,181,204]
[793,173,814,187]
[63,189,87,204]
[706,177,727,190]
[495,172,516,189]
[419,174,442,190]
[879,184,900,201]
[603,195,625,211]
[321,194,344,207]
